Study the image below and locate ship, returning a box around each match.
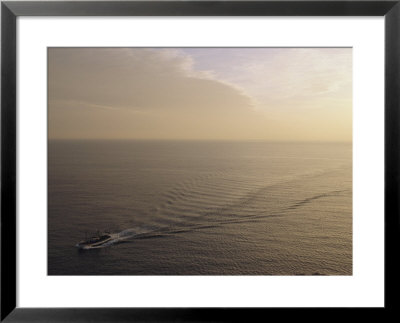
[76,231,113,249]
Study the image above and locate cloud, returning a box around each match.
[49,48,254,113]
[183,48,352,111]
[49,48,264,139]
[48,48,352,142]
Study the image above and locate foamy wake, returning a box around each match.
[77,227,158,250]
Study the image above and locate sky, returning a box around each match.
[48,47,352,141]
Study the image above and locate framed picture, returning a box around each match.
[1,0,399,321]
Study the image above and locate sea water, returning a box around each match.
[48,140,352,275]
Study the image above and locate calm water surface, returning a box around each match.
[48,141,352,275]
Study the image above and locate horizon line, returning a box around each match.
[48,138,352,144]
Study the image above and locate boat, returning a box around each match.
[76,231,113,249]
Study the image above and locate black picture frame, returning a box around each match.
[1,0,399,321]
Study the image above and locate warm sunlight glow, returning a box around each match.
[49,48,352,141]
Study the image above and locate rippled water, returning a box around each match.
[48,141,352,275]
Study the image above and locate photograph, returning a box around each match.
[48,47,352,276]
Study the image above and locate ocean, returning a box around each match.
[48,140,352,275]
